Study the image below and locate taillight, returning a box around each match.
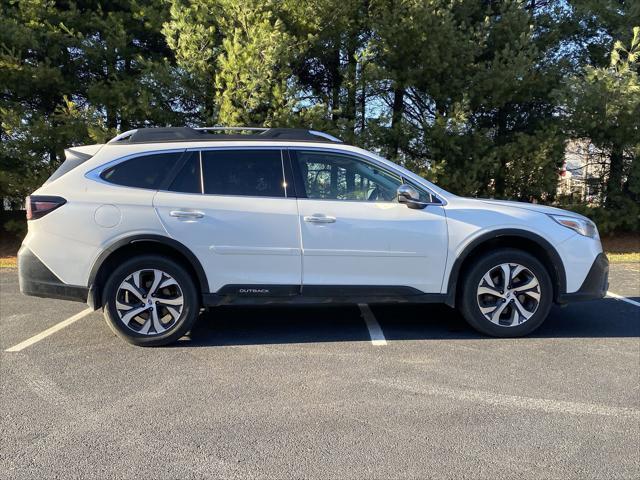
[26,195,67,220]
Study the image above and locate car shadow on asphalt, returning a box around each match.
[535,298,640,338]
[180,305,376,347]
[174,298,639,347]
[373,299,639,340]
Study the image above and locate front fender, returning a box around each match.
[442,228,567,307]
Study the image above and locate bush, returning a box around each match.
[4,218,27,238]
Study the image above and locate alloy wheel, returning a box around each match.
[476,263,541,327]
[115,269,184,335]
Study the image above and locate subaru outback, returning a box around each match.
[19,127,609,346]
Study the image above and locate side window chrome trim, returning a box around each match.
[198,150,205,194]
[287,146,447,206]
[85,144,446,205]
[280,150,288,198]
[85,148,187,190]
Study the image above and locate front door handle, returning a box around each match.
[304,214,336,224]
[170,210,204,219]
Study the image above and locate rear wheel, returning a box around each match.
[102,255,199,346]
[458,249,553,337]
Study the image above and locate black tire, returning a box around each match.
[458,249,553,337]
[102,255,199,346]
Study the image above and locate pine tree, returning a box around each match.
[559,27,639,227]
[562,1,639,214]
[367,1,567,200]
[0,0,188,205]
[215,0,296,126]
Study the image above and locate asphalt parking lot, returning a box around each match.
[1,264,639,479]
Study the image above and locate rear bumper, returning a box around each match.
[18,246,88,303]
[557,253,609,304]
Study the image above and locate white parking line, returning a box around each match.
[358,303,387,346]
[607,291,640,308]
[5,308,93,352]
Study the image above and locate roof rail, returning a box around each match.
[194,126,268,133]
[107,127,342,144]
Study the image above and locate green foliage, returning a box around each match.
[215,0,296,126]
[1,0,639,233]
[561,28,639,150]
[363,1,569,201]
[3,218,27,239]
[162,0,221,120]
[558,25,640,211]
[0,0,189,204]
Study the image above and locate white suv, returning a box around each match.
[19,127,608,346]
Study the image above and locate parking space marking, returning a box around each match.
[5,308,93,352]
[607,291,640,308]
[358,303,387,346]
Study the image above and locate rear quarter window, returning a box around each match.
[101,152,182,189]
[47,157,90,184]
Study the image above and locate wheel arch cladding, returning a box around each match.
[87,235,208,310]
[446,229,566,307]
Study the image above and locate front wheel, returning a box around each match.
[102,255,199,346]
[458,249,553,337]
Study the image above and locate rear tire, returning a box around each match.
[102,255,199,346]
[458,249,553,337]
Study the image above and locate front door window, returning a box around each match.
[292,151,402,202]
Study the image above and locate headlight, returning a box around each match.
[549,214,598,238]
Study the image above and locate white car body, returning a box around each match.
[18,127,608,343]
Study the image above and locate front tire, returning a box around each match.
[458,249,553,337]
[102,255,199,346]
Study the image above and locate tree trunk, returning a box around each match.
[389,85,405,158]
[49,148,59,170]
[606,144,624,207]
[105,57,118,131]
[120,57,132,131]
[106,107,118,131]
[493,107,508,198]
[344,40,358,143]
[359,62,366,133]
[329,45,342,122]
[494,161,507,198]
[622,156,638,202]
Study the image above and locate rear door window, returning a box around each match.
[168,152,201,194]
[201,149,285,197]
[101,152,181,189]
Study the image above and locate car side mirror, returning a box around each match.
[397,184,428,209]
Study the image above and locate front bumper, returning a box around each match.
[18,246,88,303]
[557,253,609,304]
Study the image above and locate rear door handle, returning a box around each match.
[304,214,336,224]
[170,210,204,219]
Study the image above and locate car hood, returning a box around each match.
[472,198,590,220]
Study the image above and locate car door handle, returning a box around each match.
[170,210,204,219]
[304,214,336,224]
